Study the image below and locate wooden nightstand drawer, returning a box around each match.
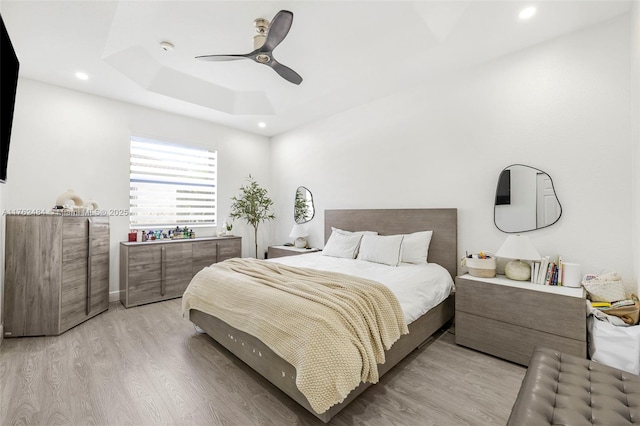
[267,245,319,259]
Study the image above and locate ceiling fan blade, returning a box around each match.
[195,54,250,62]
[268,58,303,85]
[261,10,293,52]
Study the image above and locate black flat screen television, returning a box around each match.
[1,14,19,183]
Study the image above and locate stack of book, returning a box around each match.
[530,255,564,285]
[590,300,636,311]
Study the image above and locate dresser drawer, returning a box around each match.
[192,241,217,274]
[127,279,163,306]
[456,277,586,341]
[217,238,241,261]
[193,240,218,260]
[164,242,192,260]
[456,312,586,366]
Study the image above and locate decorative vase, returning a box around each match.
[505,260,531,281]
[294,237,307,248]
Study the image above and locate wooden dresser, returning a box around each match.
[119,236,241,308]
[4,214,110,337]
[455,274,587,366]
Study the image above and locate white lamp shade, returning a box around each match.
[289,224,308,239]
[495,235,541,261]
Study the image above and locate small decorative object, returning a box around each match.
[54,189,100,215]
[55,189,84,209]
[289,223,308,248]
[463,252,496,278]
[225,220,233,234]
[495,235,541,281]
[85,199,99,211]
[562,262,582,288]
[230,175,275,258]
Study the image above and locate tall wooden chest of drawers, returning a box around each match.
[4,214,110,337]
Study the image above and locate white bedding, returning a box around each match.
[268,252,454,324]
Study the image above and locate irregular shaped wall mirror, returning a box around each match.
[494,164,562,233]
[294,186,315,224]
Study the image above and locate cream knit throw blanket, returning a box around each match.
[182,257,408,414]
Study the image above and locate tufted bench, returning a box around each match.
[507,347,640,426]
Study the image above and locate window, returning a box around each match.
[129,136,217,228]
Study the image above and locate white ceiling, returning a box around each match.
[0,1,632,137]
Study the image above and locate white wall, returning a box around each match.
[632,1,640,296]
[271,15,636,290]
[4,78,270,300]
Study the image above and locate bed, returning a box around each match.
[183,208,457,422]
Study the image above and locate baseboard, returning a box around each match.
[109,290,122,303]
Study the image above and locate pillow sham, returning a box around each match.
[401,230,433,264]
[331,228,377,257]
[322,231,363,259]
[357,234,405,267]
[332,227,378,236]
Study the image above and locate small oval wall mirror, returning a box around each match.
[494,164,562,233]
[294,186,315,224]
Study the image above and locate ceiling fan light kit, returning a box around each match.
[196,10,303,85]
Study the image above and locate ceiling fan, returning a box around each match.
[196,10,303,85]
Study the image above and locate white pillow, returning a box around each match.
[322,231,363,259]
[331,228,377,257]
[332,227,378,236]
[401,230,433,264]
[357,234,405,267]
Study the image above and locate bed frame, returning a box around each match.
[189,208,457,422]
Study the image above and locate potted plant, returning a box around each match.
[230,175,275,258]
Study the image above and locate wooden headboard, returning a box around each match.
[324,208,458,279]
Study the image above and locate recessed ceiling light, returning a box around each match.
[75,72,89,80]
[258,122,266,128]
[160,41,174,51]
[519,6,537,20]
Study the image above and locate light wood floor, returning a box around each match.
[0,299,525,425]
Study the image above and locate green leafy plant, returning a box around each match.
[229,175,275,258]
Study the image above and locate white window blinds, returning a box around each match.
[129,136,217,228]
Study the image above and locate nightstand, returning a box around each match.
[455,274,587,366]
[267,245,320,259]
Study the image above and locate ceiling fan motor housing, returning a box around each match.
[253,18,269,49]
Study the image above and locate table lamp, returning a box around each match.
[289,224,308,248]
[495,235,541,281]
